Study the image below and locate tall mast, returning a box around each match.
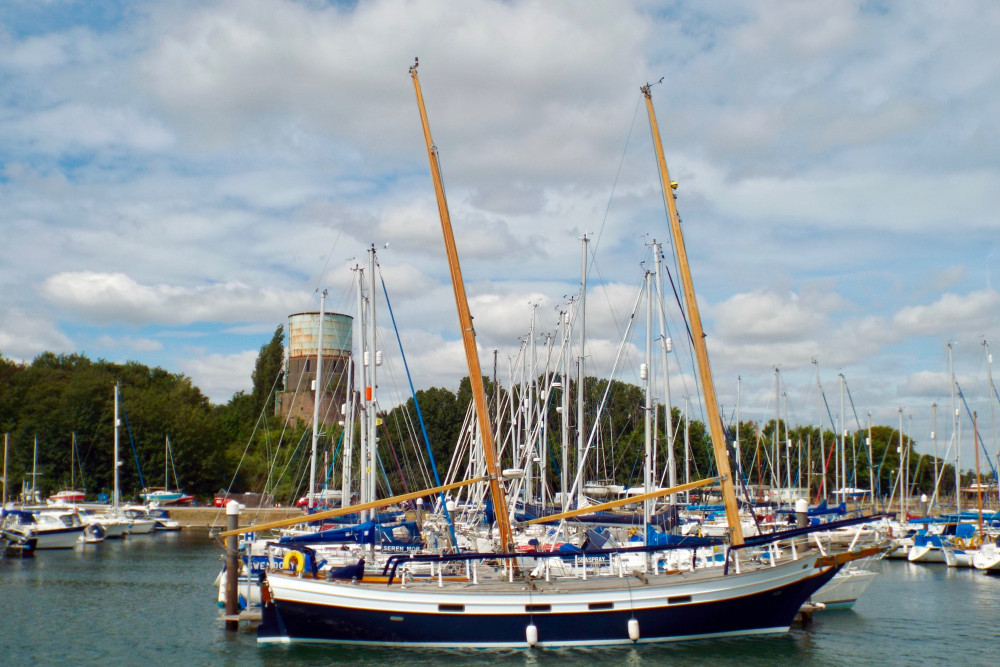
[356,263,369,518]
[560,306,571,509]
[867,412,875,507]
[984,340,998,509]
[309,289,327,510]
[774,367,780,493]
[31,434,37,502]
[642,83,743,544]
[540,332,553,510]
[652,241,675,499]
[974,411,983,535]
[576,235,588,509]
[840,373,846,501]
[684,396,691,501]
[528,303,538,504]
[949,343,960,516]
[643,270,653,531]
[367,246,379,517]
[113,383,120,511]
[783,390,791,497]
[931,402,938,510]
[736,377,742,486]
[897,408,905,516]
[814,359,826,501]
[341,355,355,510]
[2,433,7,505]
[410,60,514,550]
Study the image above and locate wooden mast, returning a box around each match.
[410,59,515,551]
[641,83,745,546]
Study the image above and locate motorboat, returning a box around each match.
[1,508,86,548]
[122,505,157,534]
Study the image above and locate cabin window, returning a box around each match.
[588,602,614,610]
[438,604,465,613]
[667,595,692,604]
[525,604,551,613]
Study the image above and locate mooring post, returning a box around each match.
[225,500,240,631]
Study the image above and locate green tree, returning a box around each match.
[251,325,285,418]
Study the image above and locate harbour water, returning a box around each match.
[3,531,998,666]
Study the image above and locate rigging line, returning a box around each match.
[391,392,433,486]
[221,333,292,500]
[566,280,647,504]
[590,94,643,270]
[324,429,344,487]
[819,384,837,441]
[378,417,410,495]
[588,255,634,356]
[843,381,874,467]
[312,230,342,293]
[656,246,698,418]
[167,437,181,489]
[378,268,459,546]
[956,382,999,477]
[117,389,146,491]
[844,379,864,432]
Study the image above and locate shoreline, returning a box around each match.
[160,506,304,529]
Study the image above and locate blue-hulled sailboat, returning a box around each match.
[225,62,877,649]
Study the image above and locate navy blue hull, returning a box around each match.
[258,566,837,647]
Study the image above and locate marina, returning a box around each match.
[2,529,998,665]
[2,3,999,664]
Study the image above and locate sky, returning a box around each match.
[2,0,999,475]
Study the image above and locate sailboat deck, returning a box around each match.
[269,543,828,596]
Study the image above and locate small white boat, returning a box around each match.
[148,507,181,531]
[1,509,86,549]
[972,540,1000,571]
[79,508,130,538]
[907,530,949,563]
[809,559,881,609]
[122,506,157,534]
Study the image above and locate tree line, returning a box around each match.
[0,325,965,505]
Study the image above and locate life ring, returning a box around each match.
[955,538,967,549]
[970,535,983,548]
[282,551,306,573]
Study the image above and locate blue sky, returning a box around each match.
[2,0,999,473]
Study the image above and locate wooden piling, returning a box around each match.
[224,500,240,632]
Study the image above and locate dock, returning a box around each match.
[158,506,303,530]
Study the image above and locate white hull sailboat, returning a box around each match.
[228,62,875,649]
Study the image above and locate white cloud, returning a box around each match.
[0,308,74,360]
[713,290,829,342]
[8,103,173,153]
[902,370,949,398]
[40,272,312,325]
[178,349,257,404]
[892,290,1000,337]
[94,334,163,352]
